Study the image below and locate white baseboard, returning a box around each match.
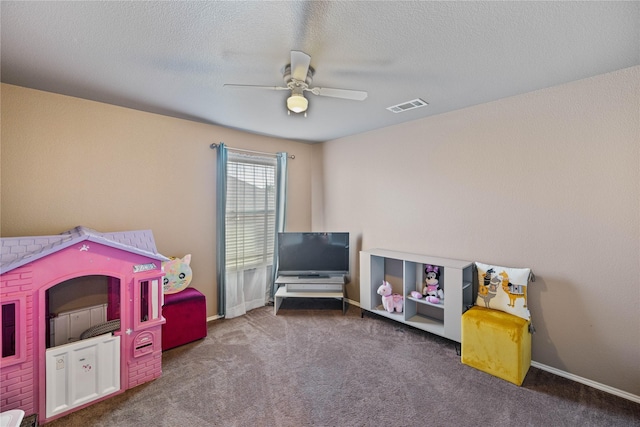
[345,298,360,308]
[206,314,223,322]
[530,361,640,404]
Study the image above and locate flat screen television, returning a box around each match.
[277,232,349,277]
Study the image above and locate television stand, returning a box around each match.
[274,275,346,315]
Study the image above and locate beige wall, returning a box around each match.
[0,83,313,316]
[316,66,640,396]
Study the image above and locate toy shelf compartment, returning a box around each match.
[403,259,446,335]
[360,249,473,343]
[405,259,446,307]
[406,295,445,308]
[365,255,401,318]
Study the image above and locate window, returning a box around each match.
[215,144,288,318]
[133,274,163,330]
[2,303,16,358]
[225,153,277,271]
[1,297,26,366]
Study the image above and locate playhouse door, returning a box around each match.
[45,334,120,418]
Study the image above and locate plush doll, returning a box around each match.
[423,264,444,304]
[377,281,404,313]
[162,254,193,294]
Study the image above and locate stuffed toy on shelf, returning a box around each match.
[423,264,444,304]
[377,280,404,313]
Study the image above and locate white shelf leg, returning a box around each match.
[274,292,284,315]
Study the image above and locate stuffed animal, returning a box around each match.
[377,281,404,313]
[423,264,444,303]
[162,254,193,294]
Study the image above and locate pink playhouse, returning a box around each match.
[0,226,169,424]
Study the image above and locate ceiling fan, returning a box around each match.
[223,50,368,116]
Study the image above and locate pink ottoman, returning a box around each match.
[162,288,207,350]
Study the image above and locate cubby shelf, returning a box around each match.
[406,295,444,308]
[359,249,474,343]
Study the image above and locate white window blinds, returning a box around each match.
[225,153,277,271]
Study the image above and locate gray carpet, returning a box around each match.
[44,299,639,426]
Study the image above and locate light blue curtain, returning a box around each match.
[270,152,288,299]
[215,143,228,316]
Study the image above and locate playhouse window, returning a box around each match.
[1,297,25,366]
[2,303,16,357]
[134,276,162,329]
[140,281,149,322]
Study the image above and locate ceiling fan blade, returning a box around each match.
[223,84,289,91]
[309,87,368,101]
[290,50,311,81]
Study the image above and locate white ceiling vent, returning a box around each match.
[386,98,428,113]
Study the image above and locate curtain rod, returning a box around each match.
[210,143,295,159]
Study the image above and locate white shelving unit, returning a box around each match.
[274,275,346,315]
[359,249,474,343]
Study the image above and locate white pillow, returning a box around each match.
[475,262,531,320]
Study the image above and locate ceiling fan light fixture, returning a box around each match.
[225,51,367,117]
[287,94,308,113]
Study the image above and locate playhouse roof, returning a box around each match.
[0,226,169,274]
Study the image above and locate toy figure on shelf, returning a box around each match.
[423,264,444,304]
[377,280,404,313]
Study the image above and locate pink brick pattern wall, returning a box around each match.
[1,363,35,415]
[128,351,163,388]
[1,266,35,414]
[2,270,32,295]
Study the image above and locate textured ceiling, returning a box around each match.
[1,1,638,143]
